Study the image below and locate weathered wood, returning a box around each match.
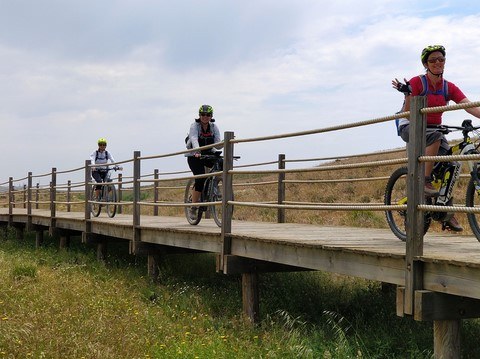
[132,151,141,254]
[97,240,107,261]
[396,286,405,317]
[433,320,461,359]
[405,96,427,315]
[35,230,44,248]
[414,290,480,321]
[223,255,311,275]
[242,272,260,323]
[220,131,235,271]
[277,154,285,223]
[59,235,70,249]
[49,168,57,236]
[2,209,480,302]
[147,253,161,281]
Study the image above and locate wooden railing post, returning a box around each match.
[8,177,13,226]
[277,154,285,223]
[220,132,235,271]
[153,169,159,216]
[49,168,57,236]
[83,160,92,243]
[404,96,427,316]
[27,172,32,231]
[66,180,71,212]
[132,151,141,254]
[23,184,27,209]
[117,173,123,214]
[35,183,39,209]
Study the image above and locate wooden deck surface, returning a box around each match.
[2,208,480,300]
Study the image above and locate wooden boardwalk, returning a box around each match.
[2,208,480,302]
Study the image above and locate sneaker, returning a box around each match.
[424,181,439,197]
[188,207,198,220]
[443,215,463,232]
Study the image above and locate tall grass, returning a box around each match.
[2,229,479,358]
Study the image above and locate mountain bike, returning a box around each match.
[384,119,480,242]
[184,152,239,227]
[90,166,121,218]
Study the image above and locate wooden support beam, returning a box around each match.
[148,253,161,282]
[35,230,44,248]
[59,235,70,249]
[221,255,311,275]
[434,320,461,359]
[414,290,480,321]
[14,225,24,240]
[242,272,260,324]
[97,240,107,261]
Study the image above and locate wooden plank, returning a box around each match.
[414,290,480,321]
[2,209,480,301]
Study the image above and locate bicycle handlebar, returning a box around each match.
[199,154,241,161]
[95,166,122,172]
[429,119,480,135]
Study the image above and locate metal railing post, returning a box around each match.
[132,151,141,253]
[404,96,427,316]
[220,132,235,271]
[277,154,286,223]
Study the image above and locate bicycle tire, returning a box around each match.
[184,178,201,225]
[465,168,480,242]
[106,184,117,218]
[210,176,223,227]
[90,185,101,217]
[384,167,431,241]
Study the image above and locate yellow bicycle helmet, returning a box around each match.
[98,138,107,145]
[421,45,446,64]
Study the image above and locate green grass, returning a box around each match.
[1,228,480,358]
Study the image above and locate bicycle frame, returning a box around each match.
[384,119,480,241]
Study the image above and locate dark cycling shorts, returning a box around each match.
[398,124,450,155]
[187,156,215,192]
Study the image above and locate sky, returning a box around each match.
[2,0,480,185]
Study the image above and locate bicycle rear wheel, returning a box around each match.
[105,184,117,218]
[90,185,101,217]
[184,179,201,225]
[465,168,480,241]
[384,167,431,241]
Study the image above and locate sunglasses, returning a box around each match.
[427,56,446,64]
[98,143,107,146]
[200,113,212,117]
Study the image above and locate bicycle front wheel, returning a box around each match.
[465,168,480,241]
[184,179,201,225]
[105,184,117,218]
[210,177,227,228]
[90,185,101,217]
[384,167,431,241]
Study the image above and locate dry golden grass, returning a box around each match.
[1,147,475,234]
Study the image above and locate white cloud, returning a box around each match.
[1,1,480,182]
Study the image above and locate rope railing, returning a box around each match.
[3,97,480,277]
[230,157,408,175]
